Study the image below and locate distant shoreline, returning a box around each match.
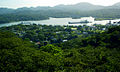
[0,17,118,24]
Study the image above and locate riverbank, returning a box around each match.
[1,17,120,27]
[72,17,118,20]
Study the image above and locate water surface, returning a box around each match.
[0,17,120,27]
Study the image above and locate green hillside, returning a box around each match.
[0,26,120,71]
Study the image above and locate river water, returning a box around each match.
[0,17,120,27]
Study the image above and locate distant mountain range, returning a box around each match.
[0,2,120,24]
[0,2,120,14]
[53,2,104,11]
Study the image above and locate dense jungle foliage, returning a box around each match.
[0,26,120,71]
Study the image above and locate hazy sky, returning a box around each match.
[0,0,120,8]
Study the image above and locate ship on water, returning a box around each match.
[68,16,95,24]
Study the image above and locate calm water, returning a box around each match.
[0,17,120,27]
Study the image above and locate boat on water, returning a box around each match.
[68,16,95,24]
[68,20,91,24]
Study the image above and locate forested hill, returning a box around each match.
[1,2,120,14]
[1,2,120,24]
[0,26,120,71]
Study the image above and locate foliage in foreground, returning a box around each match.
[0,26,120,71]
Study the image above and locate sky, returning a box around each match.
[0,0,120,9]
